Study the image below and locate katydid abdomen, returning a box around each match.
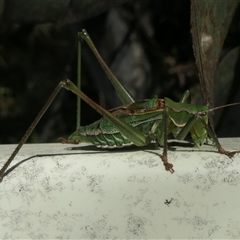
[68,97,164,148]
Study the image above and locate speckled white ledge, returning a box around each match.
[0,139,240,239]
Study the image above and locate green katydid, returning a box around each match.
[0,29,239,182]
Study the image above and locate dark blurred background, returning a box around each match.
[0,0,240,144]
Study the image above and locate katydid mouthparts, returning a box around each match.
[0,29,239,182]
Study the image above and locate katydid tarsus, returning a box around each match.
[0,29,239,182]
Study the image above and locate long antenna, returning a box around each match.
[210,102,240,112]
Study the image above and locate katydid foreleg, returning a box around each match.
[163,97,239,164]
[199,118,238,158]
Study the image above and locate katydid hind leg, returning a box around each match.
[79,29,135,105]
[62,80,150,147]
[0,82,63,182]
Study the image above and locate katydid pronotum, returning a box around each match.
[0,29,239,181]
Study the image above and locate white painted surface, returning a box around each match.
[0,139,240,239]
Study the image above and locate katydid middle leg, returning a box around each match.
[158,106,175,173]
[157,90,193,173]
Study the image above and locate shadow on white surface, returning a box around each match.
[0,139,240,239]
